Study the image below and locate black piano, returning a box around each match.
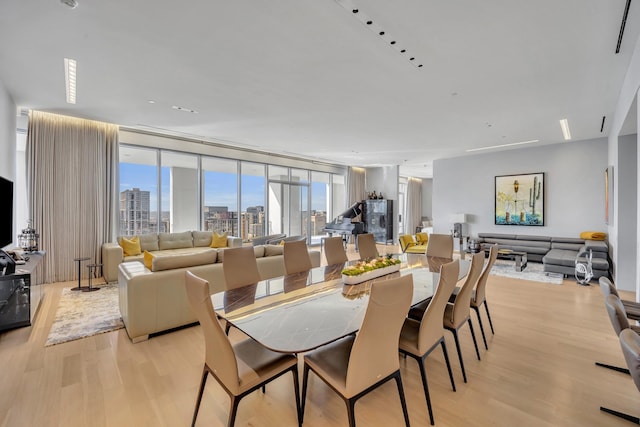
[323,202,365,246]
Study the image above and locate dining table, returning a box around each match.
[211,254,471,354]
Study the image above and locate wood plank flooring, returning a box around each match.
[0,244,637,426]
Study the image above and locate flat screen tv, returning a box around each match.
[0,176,13,249]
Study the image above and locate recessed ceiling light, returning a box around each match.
[147,100,156,104]
[172,105,199,114]
[64,58,77,104]
[559,118,572,140]
[466,140,539,152]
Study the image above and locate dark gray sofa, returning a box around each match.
[476,233,609,279]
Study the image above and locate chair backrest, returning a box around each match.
[472,245,499,306]
[446,252,484,325]
[357,233,378,260]
[599,276,619,298]
[346,274,413,396]
[223,246,261,290]
[426,234,454,259]
[184,271,241,394]
[605,294,631,336]
[324,236,348,265]
[418,259,459,352]
[620,328,640,391]
[398,234,416,252]
[283,239,312,274]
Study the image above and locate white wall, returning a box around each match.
[433,138,608,238]
[0,80,16,248]
[365,166,399,242]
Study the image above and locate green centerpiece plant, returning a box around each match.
[341,255,401,276]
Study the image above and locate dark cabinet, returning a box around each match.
[363,199,394,244]
[0,253,44,332]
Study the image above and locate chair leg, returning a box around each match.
[467,318,481,361]
[417,356,435,425]
[394,372,412,427]
[473,306,488,350]
[225,321,231,335]
[595,361,631,375]
[449,328,467,383]
[192,367,209,427]
[301,364,310,424]
[484,301,495,335]
[228,395,240,427]
[346,397,357,427]
[291,367,302,427]
[600,406,640,424]
[440,340,456,392]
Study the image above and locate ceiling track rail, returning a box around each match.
[616,0,632,53]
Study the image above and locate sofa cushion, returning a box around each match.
[210,231,228,248]
[192,231,213,247]
[120,236,141,256]
[264,244,284,257]
[551,242,584,251]
[507,245,549,255]
[543,249,578,267]
[253,245,265,258]
[151,249,217,271]
[415,232,429,244]
[138,233,160,252]
[159,231,193,250]
[584,240,608,253]
[478,233,517,240]
[515,235,551,242]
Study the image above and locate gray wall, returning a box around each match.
[433,138,608,238]
[617,134,637,289]
[0,80,16,249]
[421,178,433,220]
[365,166,399,242]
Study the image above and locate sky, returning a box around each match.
[119,163,328,212]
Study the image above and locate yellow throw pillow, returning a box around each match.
[120,236,142,257]
[580,231,607,241]
[143,250,155,270]
[279,240,286,246]
[210,231,228,248]
[415,232,429,245]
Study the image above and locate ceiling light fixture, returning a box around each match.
[559,118,572,140]
[466,139,539,152]
[64,58,77,104]
[60,0,78,9]
[172,105,199,114]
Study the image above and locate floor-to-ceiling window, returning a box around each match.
[161,151,198,233]
[241,162,266,241]
[202,157,238,236]
[311,171,330,244]
[119,145,159,236]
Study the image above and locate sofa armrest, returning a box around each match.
[227,236,243,248]
[102,242,123,283]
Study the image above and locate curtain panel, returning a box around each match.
[26,111,119,283]
[406,177,422,234]
[347,167,366,206]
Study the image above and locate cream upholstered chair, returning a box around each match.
[442,252,484,383]
[283,239,312,275]
[399,259,459,425]
[222,246,262,334]
[324,236,348,265]
[301,274,413,427]
[605,294,640,337]
[425,233,454,260]
[184,271,301,427]
[357,233,378,260]
[600,277,640,321]
[600,328,640,423]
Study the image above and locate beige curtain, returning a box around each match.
[26,111,119,283]
[347,167,366,206]
[406,177,422,234]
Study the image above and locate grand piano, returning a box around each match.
[323,202,365,246]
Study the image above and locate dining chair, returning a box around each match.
[600,328,640,424]
[301,274,413,427]
[442,251,484,383]
[222,246,262,334]
[283,239,313,275]
[184,271,301,427]
[604,294,640,337]
[425,233,454,260]
[357,233,378,260]
[399,259,460,425]
[600,276,640,321]
[324,236,349,265]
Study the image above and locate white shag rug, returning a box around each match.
[490,259,564,285]
[45,283,123,346]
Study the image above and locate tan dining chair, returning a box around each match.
[301,274,413,427]
[598,293,640,376]
[324,236,349,265]
[222,246,262,334]
[283,239,313,275]
[399,259,460,425]
[357,233,378,260]
[442,251,484,383]
[426,233,454,260]
[600,276,640,321]
[184,271,301,427]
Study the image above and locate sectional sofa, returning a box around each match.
[475,232,609,279]
[101,231,320,342]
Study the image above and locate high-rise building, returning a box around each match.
[120,188,151,235]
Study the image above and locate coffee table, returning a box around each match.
[491,249,528,272]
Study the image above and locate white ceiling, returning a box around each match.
[1,0,638,178]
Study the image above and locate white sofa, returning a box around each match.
[108,233,321,342]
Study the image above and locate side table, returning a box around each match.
[84,263,102,292]
[71,257,91,291]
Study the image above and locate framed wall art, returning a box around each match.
[495,172,544,226]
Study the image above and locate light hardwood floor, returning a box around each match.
[0,244,637,426]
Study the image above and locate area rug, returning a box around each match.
[489,259,564,285]
[45,283,123,346]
